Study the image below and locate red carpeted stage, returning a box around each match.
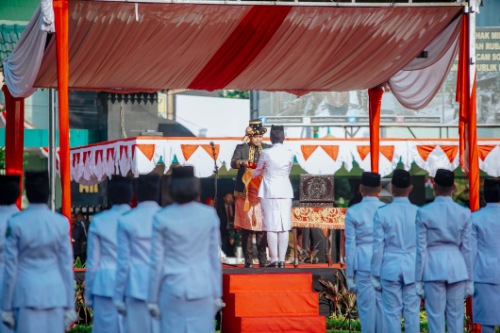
[221,264,343,333]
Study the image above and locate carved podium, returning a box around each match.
[291,175,345,267]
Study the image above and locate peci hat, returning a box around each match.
[0,175,21,205]
[171,165,195,179]
[361,172,381,187]
[391,169,411,188]
[270,125,285,143]
[135,174,160,203]
[434,169,455,187]
[25,172,49,204]
[108,176,133,205]
[245,119,267,137]
[483,178,499,189]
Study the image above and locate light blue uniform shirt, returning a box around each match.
[371,197,418,284]
[415,196,472,283]
[345,196,385,278]
[85,204,130,302]
[472,203,500,284]
[149,202,222,303]
[114,201,160,303]
[2,204,74,310]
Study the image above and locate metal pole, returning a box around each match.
[48,89,57,211]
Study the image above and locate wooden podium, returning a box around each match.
[291,206,346,267]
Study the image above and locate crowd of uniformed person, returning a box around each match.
[0,165,498,333]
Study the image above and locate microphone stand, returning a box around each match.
[211,143,219,207]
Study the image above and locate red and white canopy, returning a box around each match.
[4,0,464,111]
[69,137,500,185]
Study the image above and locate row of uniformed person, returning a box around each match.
[346,168,499,333]
[86,166,222,333]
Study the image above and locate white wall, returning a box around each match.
[175,95,250,137]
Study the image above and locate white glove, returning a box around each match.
[214,298,225,314]
[347,276,357,294]
[371,276,382,291]
[64,309,78,330]
[465,281,474,299]
[114,301,127,316]
[1,311,15,329]
[148,303,161,320]
[416,282,425,299]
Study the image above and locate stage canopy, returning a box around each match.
[67,137,500,185]
[4,0,464,110]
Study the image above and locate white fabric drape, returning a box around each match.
[388,15,462,110]
[2,0,54,98]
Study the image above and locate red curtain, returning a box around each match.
[2,85,24,208]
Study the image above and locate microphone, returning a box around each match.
[210,141,215,149]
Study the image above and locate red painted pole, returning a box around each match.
[368,87,384,174]
[53,0,72,220]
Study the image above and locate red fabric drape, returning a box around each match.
[188,6,292,90]
[368,87,384,173]
[2,85,24,208]
[54,0,72,221]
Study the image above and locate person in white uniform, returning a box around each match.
[114,175,161,333]
[472,178,500,333]
[148,166,223,333]
[85,176,132,333]
[252,125,294,268]
[1,172,76,333]
[371,169,420,333]
[0,175,21,333]
[345,171,385,333]
[415,168,473,333]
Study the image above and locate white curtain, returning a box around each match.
[389,15,462,110]
[2,0,54,98]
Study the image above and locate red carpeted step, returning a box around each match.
[224,291,318,316]
[223,315,326,333]
[223,273,313,293]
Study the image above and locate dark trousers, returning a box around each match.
[241,229,267,264]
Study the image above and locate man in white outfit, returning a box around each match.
[1,172,76,333]
[0,175,21,333]
[471,178,500,333]
[371,169,420,333]
[252,125,294,268]
[85,176,132,333]
[114,175,161,333]
[345,171,385,333]
[415,168,473,333]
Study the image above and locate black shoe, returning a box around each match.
[266,261,279,268]
[244,261,253,268]
[278,261,285,268]
[259,260,270,267]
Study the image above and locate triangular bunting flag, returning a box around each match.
[181,144,200,161]
[136,144,156,161]
[320,145,339,161]
[440,145,459,163]
[94,150,103,165]
[83,152,91,164]
[380,146,395,161]
[478,145,496,161]
[357,145,371,161]
[131,144,136,160]
[120,146,128,160]
[416,145,436,162]
[107,148,115,161]
[301,145,319,161]
[201,144,220,160]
